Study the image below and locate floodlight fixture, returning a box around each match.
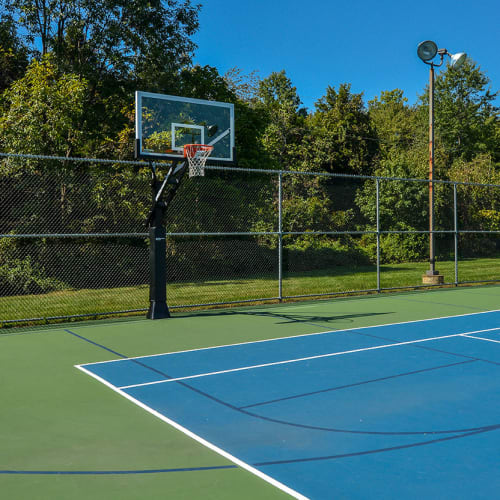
[417,40,438,62]
[450,52,467,69]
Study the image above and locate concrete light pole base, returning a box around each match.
[422,273,444,285]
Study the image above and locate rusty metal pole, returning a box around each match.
[418,41,464,284]
[427,63,438,277]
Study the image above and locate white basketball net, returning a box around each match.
[184,144,214,177]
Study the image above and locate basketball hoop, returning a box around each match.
[184,144,214,177]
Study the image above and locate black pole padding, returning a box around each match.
[147,165,169,319]
[145,159,187,320]
[147,222,170,319]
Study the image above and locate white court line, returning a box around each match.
[75,365,308,500]
[462,334,500,344]
[79,308,500,367]
[117,326,500,390]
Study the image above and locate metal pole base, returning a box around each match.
[425,270,440,276]
[422,273,444,285]
[147,301,170,319]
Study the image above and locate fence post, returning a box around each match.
[376,178,381,292]
[454,183,458,286]
[278,172,283,302]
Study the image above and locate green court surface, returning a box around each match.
[1,285,499,499]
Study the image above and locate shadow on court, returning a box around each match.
[247,310,391,326]
[176,309,391,326]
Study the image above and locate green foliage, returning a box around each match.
[356,151,428,230]
[0,2,499,275]
[447,154,500,255]
[284,237,371,271]
[180,65,236,102]
[304,83,377,175]
[283,194,354,233]
[1,0,200,87]
[258,70,301,109]
[449,154,500,228]
[256,70,306,169]
[0,57,89,157]
[234,100,272,169]
[0,0,202,152]
[0,256,66,295]
[368,89,422,157]
[0,14,30,92]
[360,231,429,264]
[167,176,268,234]
[479,209,500,230]
[419,59,499,163]
[166,237,276,282]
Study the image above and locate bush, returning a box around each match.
[284,237,371,272]
[166,236,277,282]
[379,233,429,263]
[0,257,67,296]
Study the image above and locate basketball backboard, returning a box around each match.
[135,91,235,163]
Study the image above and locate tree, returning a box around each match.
[224,67,260,103]
[420,58,499,164]
[304,83,377,175]
[0,14,30,92]
[256,70,306,170]
[357,90,447,263]
[0,0,203,157]
[0,56,94,235]
[0,56,89,157]
[180,64,236,102]
[1,0,200,89]
[368,89,422,158]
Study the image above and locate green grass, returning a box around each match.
[1,257,500,326]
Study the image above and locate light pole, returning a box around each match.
[417,41,466,283]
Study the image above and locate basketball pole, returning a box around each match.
[146,161,169,319]
[145,159,187,319]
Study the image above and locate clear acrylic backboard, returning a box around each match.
[135,91,235,163]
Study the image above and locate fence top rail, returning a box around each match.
[2,151,500,189]
[0,152,157,168]
[205,165,500,188]
[0,233,148,238]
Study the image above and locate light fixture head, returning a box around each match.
[449,52,467,69]
[417,40,438,62]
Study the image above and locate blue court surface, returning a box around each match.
[77,310,500,499]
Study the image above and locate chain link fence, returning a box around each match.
[1,153,500,328]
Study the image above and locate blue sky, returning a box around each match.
[193,0,499,111]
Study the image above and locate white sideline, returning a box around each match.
[75,365,308,500]
[117,326,500,390]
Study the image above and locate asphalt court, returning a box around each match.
[78,309,500,499]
